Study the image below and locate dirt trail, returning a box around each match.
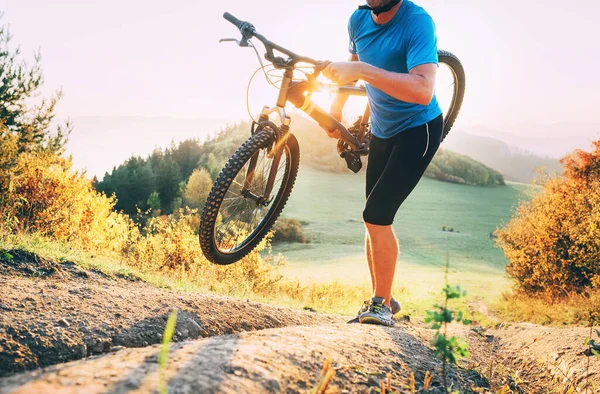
[0,249,340,377]
[490,323,600,389]
[0,249,484,393]
[2,250,599,393]
[1,323,477,394]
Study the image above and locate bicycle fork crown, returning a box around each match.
[260,106,291,127]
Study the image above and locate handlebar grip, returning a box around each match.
[223,12,244,30]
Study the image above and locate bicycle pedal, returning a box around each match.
[342,152,362,173]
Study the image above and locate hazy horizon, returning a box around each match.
[3,0,600,176]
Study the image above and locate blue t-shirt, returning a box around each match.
[349,0,442,139]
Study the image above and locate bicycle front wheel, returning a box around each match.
[437,50,466,141]
[199,130,300,265]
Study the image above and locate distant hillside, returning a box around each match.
[443,131,562,183]
[461,123,600,159]
[96,120,505,216]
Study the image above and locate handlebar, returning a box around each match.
[222,12,324,69]
[223,12,243,29]
[223,12,256,39]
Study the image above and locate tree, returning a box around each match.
[183,168,213,209]
[0,16,70,155]
[155,155,182,214]
[147,191,161,216]
[171,139,203,181]
[96,157,155,215]
[0,15,71,218]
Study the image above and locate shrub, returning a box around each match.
[272,218,308,244]
[497,141,600,297]
[0,151,135,251]
[124,208,281,294]
[183,168,212,209]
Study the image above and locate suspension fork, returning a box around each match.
[242,118,288,206]
[263,127,289,202]
[242,116,268,194]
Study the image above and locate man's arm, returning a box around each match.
[323,62,437,106]
[329,54,359,122]
[325,12,438,107]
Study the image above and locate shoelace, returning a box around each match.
[370,303,384,313]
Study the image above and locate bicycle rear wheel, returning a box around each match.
[199,129,300,265]
[437,50,466,140]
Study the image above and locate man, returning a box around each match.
[323,0,443,326]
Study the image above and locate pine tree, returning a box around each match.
[0,15,70,155]
[155,156,182,214]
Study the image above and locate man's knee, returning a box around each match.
[363,207,393,227]
[364,220,393,235]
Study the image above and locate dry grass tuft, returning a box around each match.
[312,356,336,394]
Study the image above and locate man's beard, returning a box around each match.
[359,0,401,15]
[365,0,392,7]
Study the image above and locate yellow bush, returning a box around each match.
[0,151,134,252]
[124,208,282,294]
[497,141,600,297]
[183,168,212,209]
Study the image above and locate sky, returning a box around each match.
[2,0,600,175]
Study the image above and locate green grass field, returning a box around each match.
[270,167,533,310]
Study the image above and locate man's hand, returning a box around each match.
[323,62,365,86]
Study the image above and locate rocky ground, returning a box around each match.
[0,249,341,377]
[0,249,598,393]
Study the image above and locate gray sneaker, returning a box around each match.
[347,297,401,324]
[359,297,395,326]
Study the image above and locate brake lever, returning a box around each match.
[219,37,249,47]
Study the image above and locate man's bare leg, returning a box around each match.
[364,222,398,308]
[365,234,376,291]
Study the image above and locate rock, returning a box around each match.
[110,346,125,352]
[266,378,281,393]
[0,303,12,311]
[89,341,110,354]
[179,328,189,339]
[124,376,141,389]
[176,315,202,340]
[58,318,70,327]
[367,375,380,387]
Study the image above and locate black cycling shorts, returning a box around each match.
[363,114,443,226]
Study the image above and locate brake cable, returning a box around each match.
[243,38,316,123]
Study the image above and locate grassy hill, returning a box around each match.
[270,167,533,310]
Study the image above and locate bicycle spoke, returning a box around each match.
[214,143,290,253]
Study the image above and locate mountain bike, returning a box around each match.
[199,12,466,265]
